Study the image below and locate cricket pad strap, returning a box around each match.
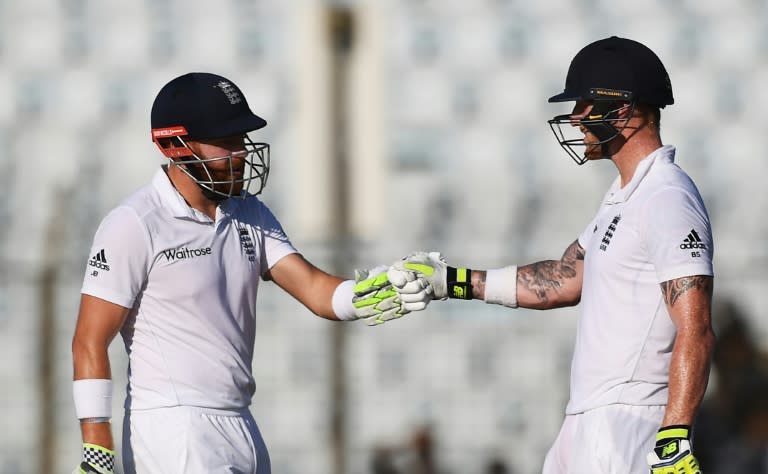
[446,266,472,300]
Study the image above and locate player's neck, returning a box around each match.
[166,165,220,219]
[612,133,663,187]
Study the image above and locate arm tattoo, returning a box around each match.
[660,276,713,307]
[518,240,585,303]
[562,239,586,264]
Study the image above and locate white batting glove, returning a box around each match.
[384,264,433,311]
[389,251,448,299]
[390,251,474,301]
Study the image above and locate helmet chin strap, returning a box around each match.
[599,142,612,160]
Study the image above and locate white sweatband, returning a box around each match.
[484,266,518,308]
[332,279,357,321]
[73,379,113,420]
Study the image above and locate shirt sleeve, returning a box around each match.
[642,186,714,283]
[255,201,298,275]
[578,213,601,251]
[80,206,152,308]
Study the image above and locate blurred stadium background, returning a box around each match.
[1,0,767,473]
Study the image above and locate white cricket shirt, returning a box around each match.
[81,167,297,410]
[567,145,713,414]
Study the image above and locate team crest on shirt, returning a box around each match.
[238,225,256,262]
[600,215,621,251]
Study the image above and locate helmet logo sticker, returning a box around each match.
[214,81,242,105]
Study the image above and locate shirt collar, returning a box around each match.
[152,166,215,223]
[604,145,676,204]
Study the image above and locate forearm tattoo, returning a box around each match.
[518,240,585,303]
[660,276,713,307]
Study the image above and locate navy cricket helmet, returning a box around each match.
[150,72,271,199]
[548,37,673,164]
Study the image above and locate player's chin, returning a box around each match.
[213,182,244,196]
[583,144,603,161]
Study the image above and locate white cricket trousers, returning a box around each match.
[122,406,271,474]
[542,404,664,474]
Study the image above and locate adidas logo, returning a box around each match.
[88,249,110,271]
[679,229,707,250]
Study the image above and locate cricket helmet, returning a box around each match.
[150,72,270,199]
[547,36,673,164]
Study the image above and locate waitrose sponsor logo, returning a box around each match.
[162,246,212,261]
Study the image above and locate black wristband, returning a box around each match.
[446,266,473,300]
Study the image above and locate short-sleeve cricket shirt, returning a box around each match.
[81,168,297,410]
[568,145,713,414]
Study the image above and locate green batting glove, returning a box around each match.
[72,443,115,474]
[353,265,409,326]
[647,426,702,474]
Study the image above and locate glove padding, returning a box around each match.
[353,265,430,326]
[72,443,115,474]
[647,426,702,474]
[389,251,448,300]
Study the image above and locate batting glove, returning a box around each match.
[353,265,410,326]
[389,251,473,301]
[353,263,433,325]
[647,425,702,474]
[72,443,115,474]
